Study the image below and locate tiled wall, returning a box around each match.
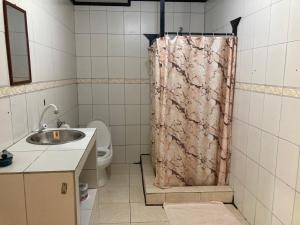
[0,0,78,150]
[74,1,205,163]
[205,0,300,225]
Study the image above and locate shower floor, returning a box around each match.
[141,155,234,205]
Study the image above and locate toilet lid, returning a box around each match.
[87,120,111,148]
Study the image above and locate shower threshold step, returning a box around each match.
[141,154,234,205]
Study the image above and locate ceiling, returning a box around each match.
[71,0,207,6]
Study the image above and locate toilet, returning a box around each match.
[87,120,113,187]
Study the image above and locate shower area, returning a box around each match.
[141,0,240,205]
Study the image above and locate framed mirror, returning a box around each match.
[3,1,32,86]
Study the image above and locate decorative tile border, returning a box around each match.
[77,78,150,85]
[0,78,151,99]
[236,82,300,98]
[0,79,77,98]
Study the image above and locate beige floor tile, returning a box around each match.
[130,164,142,175]
[93,223,130,225]
[131,223,169,225]
[106,174,130,187]
[95,203,130,224]
[130,174,143,187]
[110,164,130,175]
[130,185,145,203]
[131,203,168,223]
[99,185,129,203]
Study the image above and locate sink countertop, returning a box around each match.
[0,128,96,174]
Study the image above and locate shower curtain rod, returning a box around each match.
[144,0,241,46]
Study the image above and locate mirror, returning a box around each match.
[3,1,32,86]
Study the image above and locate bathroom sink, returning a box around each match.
[26,130,86,145]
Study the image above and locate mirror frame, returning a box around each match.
[3,0,32,86]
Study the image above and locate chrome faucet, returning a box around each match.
[38,104,59,132]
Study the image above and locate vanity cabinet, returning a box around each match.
[0,128,98,225]
[24,172,76,225]
[0,174,27,225]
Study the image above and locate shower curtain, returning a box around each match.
[149,35,237,188]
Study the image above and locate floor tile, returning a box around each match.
[95,203,130,224]
[131,223,169,225]
[130,164,142,175]
[106,174,130,187]
[99,186,129,203]
[130,174,143,187]
[110,164,130,175]
[130,185,145,203]
[130,203,168,223]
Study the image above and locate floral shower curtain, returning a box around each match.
[149,35,237,188]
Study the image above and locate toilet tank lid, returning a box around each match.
[87,120,111,148]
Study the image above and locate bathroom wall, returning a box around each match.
[74,1,205,163]
[205,0,300,225]
[0,0,78,150]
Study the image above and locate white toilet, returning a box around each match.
[87,120,113,187]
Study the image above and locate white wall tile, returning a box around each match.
[125,35,140,57]
[75,10,90,34]
[257,167,275,210]
[260,132,278,174]
[273,178,295,225]
[125,57,140,79]
[276,139,299,189]
[10,94,28,142]
[141,2,158,12]
[126,125,140,145]
[124,12,140,34]
[253,8,270,48]
[255,201,272,225]
[90,11,107,34]
[111,125,125,145]
[109,84,124,104]
[108,35,124,56]
[252,47,267,84]
[262,94,281,135]
[108,57,124,78]
[125,105,140,125]
[78,84,92,104]
[0,97,13,149]
[107,12,124,34]
[248,92,264,127]
[77,57,91,78]
[76,34,91,56]
[91,57,108,78]
[125,84,140,104]
[174,13,190,33]
[288,0,300,41]
[293,193,300,225]
[109,105,125,125]
[79,105,92,125]
[246,126,261,162]
[92,84,108,104]
[91,34,107,56]
[245,158,259,196]
[92,105,109,125]
[265,43,286,86]
[242,189,256,225]
[284,41,300,87]
[279,97,300,145]
[0,32,10,86]
[126,145,140,163]
[269,0,290,45]
[141,12,158,33]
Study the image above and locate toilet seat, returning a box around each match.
[87,120,111,149]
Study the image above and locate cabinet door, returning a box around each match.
[24,172,77,225]
[0,174,27,225]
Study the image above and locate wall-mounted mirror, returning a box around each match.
[3,1,32,86]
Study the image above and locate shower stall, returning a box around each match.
[141,0,240,204]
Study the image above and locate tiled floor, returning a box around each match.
[92,163,248,225]
[92,164,170,225]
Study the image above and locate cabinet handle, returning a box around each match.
[61,182,68,194]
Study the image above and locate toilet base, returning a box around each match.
[98,167,109,187]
